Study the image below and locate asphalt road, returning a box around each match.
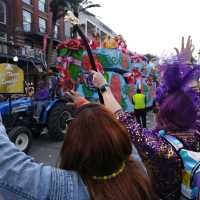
[29,134,63,166]
[28,111,156,166]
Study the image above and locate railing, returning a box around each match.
[0,41,47,71]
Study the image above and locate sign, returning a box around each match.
[21,46,44,59]
[0,63,24,94]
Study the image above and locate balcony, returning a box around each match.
[0,41,45,63]
[0,41,47,72]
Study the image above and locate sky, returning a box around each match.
[90,0,200,57]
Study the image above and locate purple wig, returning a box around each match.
[156,60,200,131]
[157,90,197,131]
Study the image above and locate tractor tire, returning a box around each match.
[48,102,75,141]
[8,126,32,153]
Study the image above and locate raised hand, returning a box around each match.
[66,90,89,107]
[174,36,195,64]
[91,71,107,88]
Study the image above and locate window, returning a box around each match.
[80,24,86,34]
[23,10,32,32]
[0,32,7,41]
[0,44,7,54]
[101,31,106,41]
[64,21,71,39]
[39,17,46,33]
[23,0,31,4]
[0,1,6,24]
[0,32,7,54]
[54,24,59,38]
[38,0,46,12]
[87,21,96,39]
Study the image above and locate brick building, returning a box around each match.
[0,0,117,83]
[0,0,69,80]
[79,11,116,46]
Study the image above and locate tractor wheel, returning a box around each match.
[48,103,75,141]
[8,126,32,153]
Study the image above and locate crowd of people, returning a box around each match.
[0,36,200,200]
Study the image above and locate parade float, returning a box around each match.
[56,39,158,111]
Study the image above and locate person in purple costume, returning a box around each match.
[35,80,49,101]
[90,36,200,200]
[34,79,49,119]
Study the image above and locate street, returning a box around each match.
[29,134,63,166]
[28,111,156,166]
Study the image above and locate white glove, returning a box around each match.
[91,71,107,88]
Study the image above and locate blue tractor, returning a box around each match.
[0,96,75,152]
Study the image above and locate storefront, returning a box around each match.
[0,50,47,97]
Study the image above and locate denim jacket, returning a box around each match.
[0,117,146,200]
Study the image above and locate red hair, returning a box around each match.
[60,103,152,200]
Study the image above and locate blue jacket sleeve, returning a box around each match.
[0,121,84,200]
[0,122,51,200]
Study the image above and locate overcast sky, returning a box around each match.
[90,0,200,56]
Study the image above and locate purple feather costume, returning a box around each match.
[117,111,200,199]
[117,61,200,199]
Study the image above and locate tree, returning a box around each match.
[65,0,101,38]
[68,0,101,17]
[47,0,100,70]
[47,0,68,71]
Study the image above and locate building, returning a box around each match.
[0,0,69,81]
[0,0,117,82]
[63,11,116,47]
[79,11,116,46]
